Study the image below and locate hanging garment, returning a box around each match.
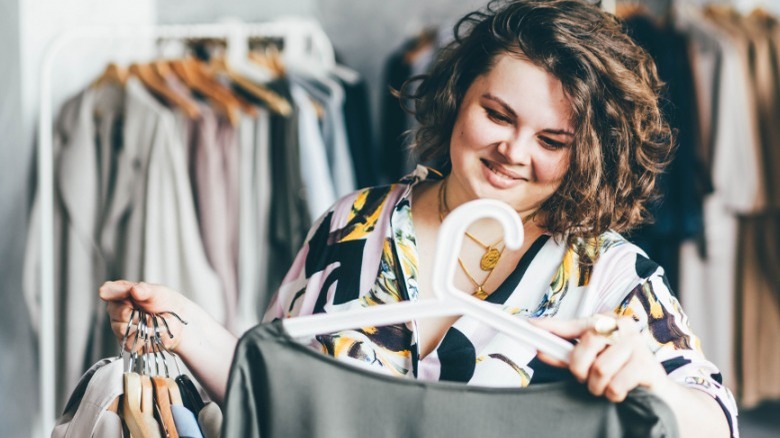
[675,5,762,394]
[197,402,223,438]
[379,47,413,183]
[623,14,707,295]
[223,321,679,438]
[290,83,337,219]
[24,82,123,407]
[52,358,123,438]
[289,71,357,198]
[265,78,311,299]
[99,77,224,321]
[171,405,204,438]
[186,101,239,331]
[330,66,378,188]
[236,108,275,331]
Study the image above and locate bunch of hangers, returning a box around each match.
[93,35,293,126]
[119,309,220,438]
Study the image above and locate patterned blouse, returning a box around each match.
[263,166,739,436]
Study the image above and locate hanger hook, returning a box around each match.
[151,315,171,377]
[431,199,524,301]
[119,308,138,358]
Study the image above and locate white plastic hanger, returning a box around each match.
[283,199,574,364]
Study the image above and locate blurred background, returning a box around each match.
[1,0,778,436]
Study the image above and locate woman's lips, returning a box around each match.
[481,159,526,189]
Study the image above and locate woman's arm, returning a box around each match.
[100,280,237,403]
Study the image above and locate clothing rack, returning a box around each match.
[36,19,335,435]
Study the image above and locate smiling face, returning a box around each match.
[447,53,574,217]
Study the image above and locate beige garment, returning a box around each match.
[676,8,761,392]
[99,78,223,322]
[734,15,780,407]
[52,358,124,438]
[24,84,125,407]
[736,218,780,408]
[704,11,766,214]
[197,402,223,438]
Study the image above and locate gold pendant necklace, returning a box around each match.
[436,177,538,298]
[438,178,505,298]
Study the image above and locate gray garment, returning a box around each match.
[265,79,310,300]
[223,321,679,438]
[24,84,123,407]
[289,71,356,198]
[52,358,124,438]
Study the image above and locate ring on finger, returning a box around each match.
[589,315,620,344]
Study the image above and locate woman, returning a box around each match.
[101,1,736,436]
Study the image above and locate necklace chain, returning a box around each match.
[438,178,504,299]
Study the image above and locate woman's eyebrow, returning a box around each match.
[482,93,574,136]
[482,93,517,118]
[541,128,575,137]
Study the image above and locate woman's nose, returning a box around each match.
[496,135,532,165]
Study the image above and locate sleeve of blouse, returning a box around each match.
[261,207,334,322]
[613,269,740,437]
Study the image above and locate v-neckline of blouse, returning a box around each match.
[392,179,554,366]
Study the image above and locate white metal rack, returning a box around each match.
[36,19,335,435]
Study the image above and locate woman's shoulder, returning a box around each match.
[568,229,647,265]
[325,166,439,225]
[573,230,670,311]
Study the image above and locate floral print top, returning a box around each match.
[263,166,739,436]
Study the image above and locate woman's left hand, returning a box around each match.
[531,315,672,403]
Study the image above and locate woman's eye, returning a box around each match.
[539,137,566,150]
[485,108,512,124]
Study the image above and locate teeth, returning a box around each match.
[486,161,514,180]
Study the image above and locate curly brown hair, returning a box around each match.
[402,0,674,255]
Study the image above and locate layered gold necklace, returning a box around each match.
[437,179,505,299]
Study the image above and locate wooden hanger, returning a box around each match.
[170,58,241,125]
[211,56,291,116]
[123,373,162,438]
[92,63,128,88]
[152,376,180,438]
[249,47,286,78]
[128,63,201,119]
[166,376,184,405]
[195,58,259,117]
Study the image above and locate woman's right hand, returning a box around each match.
[99,280,190,353]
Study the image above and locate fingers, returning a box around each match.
[534,314,662,402]
[99,280,137,301]
[536,351,568,368]
[569,329,613,382]
[100,280,172,314]
[585,338,633,397]
[603,359,645,403]
[530,316,592,339]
